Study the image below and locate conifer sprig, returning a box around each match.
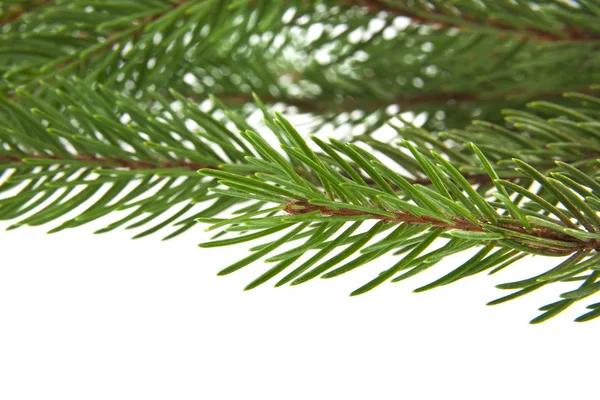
[351,0,600,42]
[0,79,262,239]
[2,0,599,132]
[2,0,600,323]
[196,98,600,323]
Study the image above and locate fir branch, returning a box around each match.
[4,0,598,134]
[195,102,600,323]
[2,0,600,324]
[0,79,260,239]
[348,0,600,43]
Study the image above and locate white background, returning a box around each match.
[1,219,599,400]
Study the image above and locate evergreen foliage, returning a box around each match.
[2,0,600,322]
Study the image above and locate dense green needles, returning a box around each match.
[2,0,600,323]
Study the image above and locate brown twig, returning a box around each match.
[0,0,53,27]
[0,154,217,171]
[216,87,594,115]
[0,151,507,189]
[284,199,599,254]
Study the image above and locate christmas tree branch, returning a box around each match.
[348,0,600,43]
[0,80,260,239]
[1,0,596,144]
[195,102,600,322]
[2,0,600,324]
[2,74,600,321]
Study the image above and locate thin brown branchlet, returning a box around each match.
[0,154,217,172]
[284,199,600,255]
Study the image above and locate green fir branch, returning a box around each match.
[2,0,599,132]
[194,98,600,323]
[1,0,600,323]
